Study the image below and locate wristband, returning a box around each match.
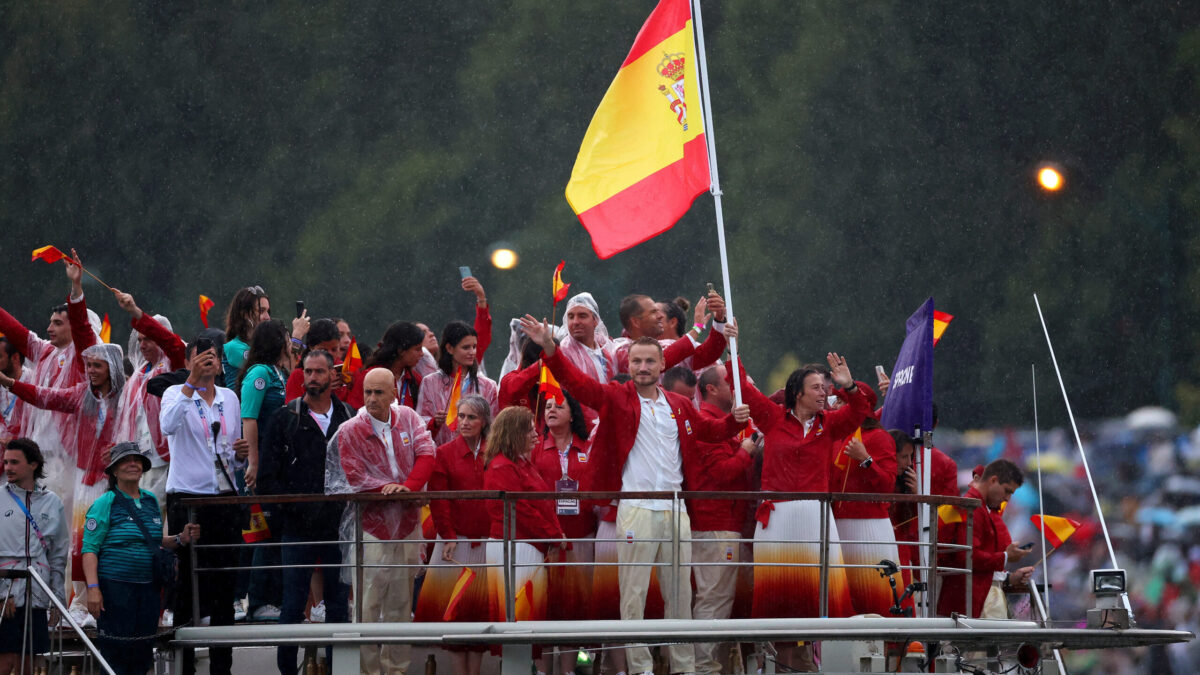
[290,337,305,347]
[174,534,185,547]
[186,383,206,392]
[693,323,705,332]
[86,583,99,589]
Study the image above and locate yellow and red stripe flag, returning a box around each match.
[99,314,112,343]
[833,427,864,471]
[1031,514,1080,548]
[565,0,709,258]
[539,363,565,405]
[199,295,215,328]
[341,337,362,384]
[932,310,954,346]
[443,567,478,621]
[552,261,571,305]
[445,367,464,430]
[513,579,535,621]
[31,245,69,264]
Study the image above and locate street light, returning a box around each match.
[489,244,519,270]
[1037,165,1064,192]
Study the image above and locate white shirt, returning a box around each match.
[160,384,245,495]
[369,412,400,481]
[309,407,332,435]
[621,389,682,511]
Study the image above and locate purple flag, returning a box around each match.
[879,297,935,435]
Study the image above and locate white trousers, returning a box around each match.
[617,502,694,674]
[692,530,740,675]
[361,529,418,675]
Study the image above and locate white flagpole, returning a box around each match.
[690,0,742,406]
[1033,293,1133,619]
[1033,364,1050,618]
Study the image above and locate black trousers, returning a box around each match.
[167,492,242,675]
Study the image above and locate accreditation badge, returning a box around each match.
[555,478,579,516]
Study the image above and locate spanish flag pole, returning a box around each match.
[690,0,744,405]
[565,0,743,403]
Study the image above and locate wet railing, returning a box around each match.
[0,568,115,675]
[181,489,979,624]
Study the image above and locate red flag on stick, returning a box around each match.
[31,245,68,264]
[199,295,215,328]
[99,314,112,344]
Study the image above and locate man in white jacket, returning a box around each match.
[0,437,68,675]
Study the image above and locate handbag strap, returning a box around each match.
[113,490,158,548]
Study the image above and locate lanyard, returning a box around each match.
[192,397,228,446]
[6,486,46,547]
[558,447,570,478]
[1,391,15,422]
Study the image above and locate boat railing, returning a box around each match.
[181,490,980,625]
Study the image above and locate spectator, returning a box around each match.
[284,318,340,402]
[82,442,199,675]
[346,321,426,410]
[0,438,67,675]
[0,338,25,443]
[160,341,248,675]
[222,286,270,389]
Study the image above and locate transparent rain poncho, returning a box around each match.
[324,405,436,582]
[117,314,177,460]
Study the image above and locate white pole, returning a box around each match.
[690,0,742,406]
[1033,293,1133,619]
[920,432,932,618]
[1033,364,1049,618]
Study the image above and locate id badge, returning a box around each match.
[555,478,579,516]
[214,459,235,493]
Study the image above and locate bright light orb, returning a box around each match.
[1038,167,1063,191]
[491,248,518,270]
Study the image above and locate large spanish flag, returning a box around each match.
[566,0,710,259]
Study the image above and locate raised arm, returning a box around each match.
[115,289,187,370]
[824,352,871,440]
[463,276,492,364]
[725,357,783,433]
[682,290,729,370]
[0,306,38,359]
[520,315,610,411]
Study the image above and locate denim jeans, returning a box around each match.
[276,528,349,675]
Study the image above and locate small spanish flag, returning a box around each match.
[341,337,362,384]
[1031,514,1081,548]
[31,245,68,264]
[833,427,864,470]
[242,504,271,543]
[445,367,464,430]
[99,314,111,344]
[199,295,215,329]
[552,260,571,305]
[513,579,535,621]
[932,310,954,346]
[443,567,478,621]
[937,504,964,527]
[539,363,564,405]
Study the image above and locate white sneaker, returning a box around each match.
[251,604,281,621]
[308,601,325,623]
[67,606,96,630]
[233,598,247,622]
[160,609,174,627]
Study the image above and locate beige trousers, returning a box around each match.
[692,530,740,675]
[361,529,419,674]
[617,503,694,674]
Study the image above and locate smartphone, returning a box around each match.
[705,282,714,296]
[459,266,472,279]
[295,301,305,319]
[875,365,887,382]
[195,337,214,355]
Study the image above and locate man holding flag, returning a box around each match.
[937,459,1034,618]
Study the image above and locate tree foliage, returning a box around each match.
[2,1,1198,427]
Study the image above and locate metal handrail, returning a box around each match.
[182,488,979,626]
[0,568,116,675]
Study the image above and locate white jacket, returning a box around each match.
[0,483,68,609]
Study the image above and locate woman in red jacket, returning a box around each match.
[415,394,492,675]
[483,407,563,626]
[731,352,870,671]
[533,390,597,675]
[831,418,902,616]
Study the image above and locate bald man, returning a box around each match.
[326,367,436,674]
